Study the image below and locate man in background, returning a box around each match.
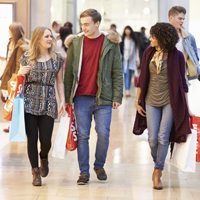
[168,6,200,80]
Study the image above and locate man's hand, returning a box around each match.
[112,102,121,109]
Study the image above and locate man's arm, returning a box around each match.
[64,43,74,103]
[111,44,123,105]
[189,33,199,61]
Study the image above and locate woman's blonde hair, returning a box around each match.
[28,26,55,64]
[9,22,25,45]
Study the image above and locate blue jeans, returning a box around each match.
[124,69,134,90]
[74,96,112,176]
[146,104,173,170]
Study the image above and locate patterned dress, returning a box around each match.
[20,52,64,119]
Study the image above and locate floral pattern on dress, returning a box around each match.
[20,52,64,119]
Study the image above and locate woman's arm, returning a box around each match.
[135,87,146,117]
[56,66,65,116]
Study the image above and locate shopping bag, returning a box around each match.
[191,116,200,162]
[9,92,26,142]
[4,74,25,121]
[52,115,70,159]
[170,129,197,172]
[66,104,78,151]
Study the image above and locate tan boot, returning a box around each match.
[152,169,163,190]
[32,167,42,186]
[39,159,49,177]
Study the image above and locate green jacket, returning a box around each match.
[64,33,123,105]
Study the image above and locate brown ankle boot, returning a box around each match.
[152,169,163,190]
[39,159,49,177]
[32,167,42,186]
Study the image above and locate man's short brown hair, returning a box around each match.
[168,6,186,17]
[80,9,101,23]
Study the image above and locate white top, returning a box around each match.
[124,37,134,61]
[176,37,184,54]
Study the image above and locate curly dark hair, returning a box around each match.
[150,22,179,51]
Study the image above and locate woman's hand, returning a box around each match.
[135,101,146,117]
[58,101,66,117]
[18,64,31,75]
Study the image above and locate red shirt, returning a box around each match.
[76,34,105,96]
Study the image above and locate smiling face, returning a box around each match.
[80,16,100,38]
[169,12,185,31]
[39,29,53,50]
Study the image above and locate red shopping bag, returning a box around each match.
[3,74,25,121]
[66,104,78,151]
[191,116,200,162]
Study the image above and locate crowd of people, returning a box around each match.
[0,5,200,190]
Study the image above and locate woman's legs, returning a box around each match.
[38,115,54,177]
[146,104,173,170]
[124,69,134,97]
[146,104,173,189]
[25,113,39,168]
[25,113,41,186]
[25,113,54,185]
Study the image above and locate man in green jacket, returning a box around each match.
[64,8,123,185]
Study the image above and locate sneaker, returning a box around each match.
[94,168,107,181]
[77,174,89,185]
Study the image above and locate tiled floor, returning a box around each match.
[0,81,200,200]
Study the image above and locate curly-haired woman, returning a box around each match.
[133,23,191,190]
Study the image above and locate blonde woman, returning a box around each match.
[0,22,29,132]
[18,27,65,186]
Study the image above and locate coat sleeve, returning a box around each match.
[189,33,199,61]
[64,43,74,103]
[179,52,188,93]
[112,44,123,103]
[15,47,25,73]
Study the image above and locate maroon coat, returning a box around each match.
[133,46,191,143]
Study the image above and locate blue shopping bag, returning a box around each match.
[9,92,26,142]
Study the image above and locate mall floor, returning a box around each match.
[0,82,200,200]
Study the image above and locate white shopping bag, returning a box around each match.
[52,115,70,159]
[170,129,197,172]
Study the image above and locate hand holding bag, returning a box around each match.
[170,129,197,172]
[9,91,26,142]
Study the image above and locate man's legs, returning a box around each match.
[74,96,93,177]
[93,105,112,180]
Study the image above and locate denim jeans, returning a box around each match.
[124,69,134,90]
[74,96,112,176]
[146,104,173,170]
